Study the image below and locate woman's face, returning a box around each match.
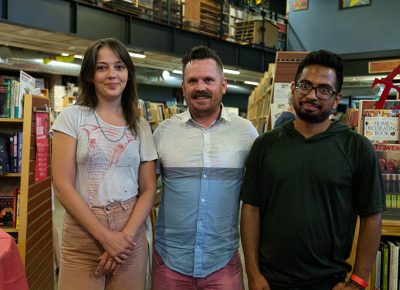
[93,46,128,103]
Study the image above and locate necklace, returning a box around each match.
[93,111,127,142]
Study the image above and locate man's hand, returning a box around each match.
[332,282,361,290]
[248,272,270,290]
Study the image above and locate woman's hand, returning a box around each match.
[99,230,135,263]
[95,251,120,277]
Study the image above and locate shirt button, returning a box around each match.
[105,205,111,211]
[203,174,207,179]
[201,198,205,202]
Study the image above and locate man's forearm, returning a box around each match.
[241,203,262,275]
[352,212,382,280]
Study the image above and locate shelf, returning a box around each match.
[0,118,23,123]
[0,172,21,177]
[1,226,19,233]
[382,219,400,236]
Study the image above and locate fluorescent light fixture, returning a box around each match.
[244,81,259,86]
[61,52,69,56]
[172,70,183,74]
[129,52,146,58]
[223,68,240,75]
[74,55,83,59]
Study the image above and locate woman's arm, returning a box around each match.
[52,131,134,262]
[121,160,157,237]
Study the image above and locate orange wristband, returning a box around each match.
[350,274,368,289]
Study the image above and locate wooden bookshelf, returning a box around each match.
[0,94,54,290]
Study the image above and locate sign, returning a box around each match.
[369,59,400,74]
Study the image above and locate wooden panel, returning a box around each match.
[276,51,308,61]
[382,219,400,236]
[28,177,51,196]
[20,95,54,289]
[184,0,201,22]
[275,63,300,76]
[26,217,52,260]
[26,242,53,290]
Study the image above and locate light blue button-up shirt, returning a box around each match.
[153,106,258,277]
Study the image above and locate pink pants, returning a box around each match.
[58,196,148,290]
[151,250,244,290]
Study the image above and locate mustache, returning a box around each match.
[299,99,321,108]
[191,91,212,99]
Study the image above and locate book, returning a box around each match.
[0,83,8,118]
[363,109,400,144]
[375,249,382,290]
[382,241,389,290]
[18,70,36,119]
[374,144,400,218]
[15,190,20,229]
[0,133,11,173]
[388,240,399,290]
[0,184,18,227]
[358,100,400,135]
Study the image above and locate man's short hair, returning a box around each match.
[294,50,344,92]
[181,45,224,77]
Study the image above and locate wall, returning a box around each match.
[287,0,400,56]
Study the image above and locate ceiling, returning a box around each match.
[0,21,263,92]
[0,21,398,98]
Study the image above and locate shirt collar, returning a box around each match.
[180,104,232,124]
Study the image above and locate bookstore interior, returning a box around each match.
[1,0,400,289]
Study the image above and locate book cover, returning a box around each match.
[0,133,11,173]
[0,184,18,227]
[0,83,8,118]
[358,100,400,135]
[18,70,36,119]
[15,190,20,229]
[363,109,400,143]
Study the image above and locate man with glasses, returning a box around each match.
[240,50,385,290]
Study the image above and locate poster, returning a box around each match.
[35,112,49,182]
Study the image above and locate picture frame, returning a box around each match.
[339,0,371,9]
[292,0,308,11]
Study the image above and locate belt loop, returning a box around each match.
[120,201,128,211]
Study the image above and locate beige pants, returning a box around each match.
[58,197,148,290]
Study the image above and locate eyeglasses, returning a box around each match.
[295,81,338,100]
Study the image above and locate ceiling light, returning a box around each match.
[129,52,146,58]
[162,70,171,80]
[223,68,240,75]
[244,81,259,86]
[74,55,83,59]
[172,70,182,74]
[61,52,69,56]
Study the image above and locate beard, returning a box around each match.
[294,100,332,123]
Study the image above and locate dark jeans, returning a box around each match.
[269,273,346,290]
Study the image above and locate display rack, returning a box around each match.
[0,94,53,290]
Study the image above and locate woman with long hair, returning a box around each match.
[51,38,157,290]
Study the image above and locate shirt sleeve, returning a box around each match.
[139,118,158,162]
[240,135,262,206]
[49,106,80,139]
[353,135,386,216]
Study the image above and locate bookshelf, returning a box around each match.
[0,94,54,290]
